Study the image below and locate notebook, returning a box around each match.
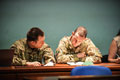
[0,49,14,67]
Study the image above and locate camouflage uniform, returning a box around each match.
[114,36,120,56]
[11,38,55,66]
[56,36,102,63]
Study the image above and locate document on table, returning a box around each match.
[67,61,94,66]
[44,62,54,66]
[67,62,84,65]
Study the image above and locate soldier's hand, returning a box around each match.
[116,58,120,64]
[93,60,101,64]
[77,52,86,58]
[26,61,41,66]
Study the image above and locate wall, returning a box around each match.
[0,0,120,55]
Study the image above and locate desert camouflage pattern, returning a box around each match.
[114,36,120,56]
[11,38,55,66]
[56,36,102,63]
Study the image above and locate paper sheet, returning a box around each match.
[67,62,84,65]
[44,62,54,66]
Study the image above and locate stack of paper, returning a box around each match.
[67,61,94,66]
[67,62,84,65]
[44,62,54,66]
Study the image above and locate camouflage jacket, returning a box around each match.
[56,36,102,63]
[10,38,55,66]
[114,36,120,56]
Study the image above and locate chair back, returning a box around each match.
[71,66,112,76]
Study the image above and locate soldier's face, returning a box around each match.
[34,36,45,48]
[71,35,78,47]
[71,32,85,47]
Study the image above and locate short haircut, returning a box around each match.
[74,26,87,37]
[27,27,44,41]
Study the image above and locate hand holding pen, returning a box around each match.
[116,54,120,64]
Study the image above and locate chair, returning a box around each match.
[101,55,109,62]
[71,66,112,76]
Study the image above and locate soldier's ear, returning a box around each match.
[30,41,36,45]
[28,41,36,48]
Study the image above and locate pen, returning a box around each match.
[116,54,120,58]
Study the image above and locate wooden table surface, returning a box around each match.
[24,75,120,80]
[0,63,120,73]
[0,63,120,80]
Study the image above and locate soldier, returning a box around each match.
[108,29,120,63]
[11,27,55,66]
[56,26,102,64]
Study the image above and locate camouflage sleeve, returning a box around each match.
[42,43,56,64]
[85,39,102,63]
[56,37,75,63]
[10,41,27,66]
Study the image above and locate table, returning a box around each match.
[0,63,120,80]
[24,75,120,80]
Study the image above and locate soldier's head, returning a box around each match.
[71,26,87,47]
[73,26,87,38]
[27,27,45,48]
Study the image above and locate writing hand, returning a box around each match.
[116,58,120,64]
[77,52,86,58]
